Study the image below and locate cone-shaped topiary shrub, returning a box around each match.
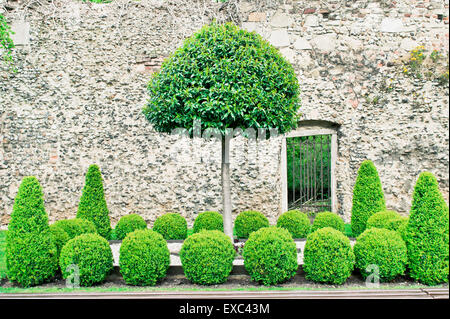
[234,210,269,239]
[115,214,147,240]
[354,228,408,282]
[351,160,386,237]
[303,227,355,285]
[49,224,70,259]
[405,172,449,285]
[180,230,235,285]
[59,233,113,287]
[243,227,298,285]
[76,164,112,239]
[51,218,97,240]
[6,176,58,287]
[276,210,310,238]
[119,229,170,286]
[153,213,187,240]
[311,211,345,233]
[193,211,224,233]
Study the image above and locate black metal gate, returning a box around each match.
[286,135,332,213]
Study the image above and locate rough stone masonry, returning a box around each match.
[0,0,448,228]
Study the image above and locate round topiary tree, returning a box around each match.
[51,218,97,240]
[180,230,235,285]
[6,176,58,287]
[59,233,113,287]
[350,160,386,237]
[234,210,269,239]
[366,210,401,230]
[153,213,188,240]
[49,224,70,259]
[311,211,345,233]
[276,210,310,238]
[303,227,355,285]
[354,228,408,282]
[115,214,147,240]
[193,211,224,233]
[143,22,301,239]
[119,229,170,286]
[76,164,112,239]
[243,227,298,285]
[405,172,449,285]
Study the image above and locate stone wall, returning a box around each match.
[1,0,449,228]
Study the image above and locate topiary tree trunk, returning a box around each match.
[350,160,386,237]
[405,172,449,285]
[6,176,58,287]
[77,164,112,239]
[221,136,233,238]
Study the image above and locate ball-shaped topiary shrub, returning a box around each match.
[49,224,70,258]
[366,210,401,230]
[51,218,97,240]
[311,211,345,233]
[59,233,113,287]
[76,164,112,239]
[6,176,58,287]
[243,227,298,285]
[276,210,310,238]
[405,172,449,285]
[303,227,355,285]
[193,211,224,233]
[119,229,170,286]
[115,214,147,240]
[180,230,235,285]
[153,213,188,240]
[395,217,409,241]
[234,210,269,239]
[354,228,408,282]
[351,160,386,237]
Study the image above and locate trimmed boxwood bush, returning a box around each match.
[243,227,298,286]
[59,233,113,287]
[276,210,310,238]
[119,229,170,286]
[180,230,235,285]
[351,160,386,237]
[153,213,187,240]
[76,164,112,239]
[6,176,58,287]
[303,227,355,285]
[354,228,408,282]
[115,214,147,240]
[49,224,70,258]
[193,211,224,233]
[405,172,449,285]
[235,210,269,239]
[366,210,400,230]
[51,218,97,240]
[311,211,345,233]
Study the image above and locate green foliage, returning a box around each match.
[354,228,408,282]
[350,160,386,237]
[51,218,97,240]
[0,14,15,71]
[276,210,310,238]
[143,22,300,136]
[0,231,6,280]
[115,214,147,240]
[311,211,345,233]
[366,210,401,230]
[49,224,70,258]
[77,164,112,239]
[405,172,449,285]
[234,210,269,239]
[153,213,187,240]
[6,177,58,287]
[180,230,235,285]
[119,229,170,286]
[60,233,113,287]
[303,227,355,285]
[344,223,353,237]
[193,211,224,233]
[243,227,298,286]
